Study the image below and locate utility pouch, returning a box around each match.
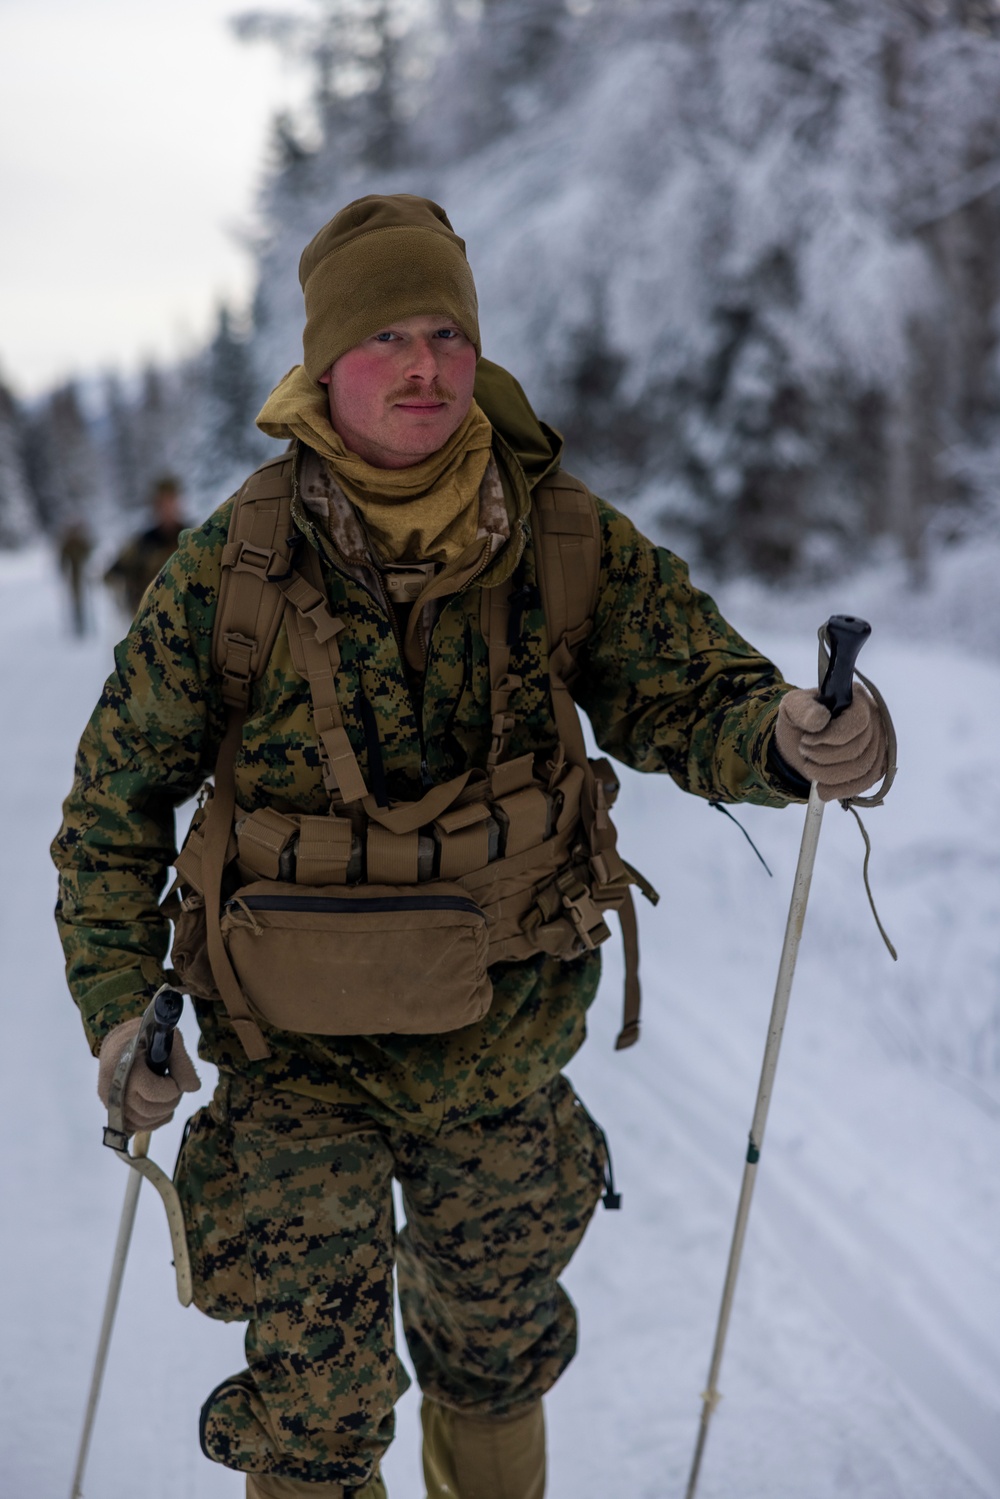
[218,879,492,1036]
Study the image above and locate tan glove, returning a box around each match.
[97,1016,201,1133]
[775,685,887,802]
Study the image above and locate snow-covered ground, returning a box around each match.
[1,544,998,1499]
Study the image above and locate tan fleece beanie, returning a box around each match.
[299,194,482,380]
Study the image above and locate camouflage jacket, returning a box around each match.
[52,362,799,1130]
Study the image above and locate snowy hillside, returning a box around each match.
[0,544,998,1498]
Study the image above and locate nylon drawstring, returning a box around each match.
[711,794,898,960]
[843,803,898,960]
[595,1120,622,1211]
[710,800,774,877]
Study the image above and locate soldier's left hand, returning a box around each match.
[775,685,887,802]
[97,1016,201,1134]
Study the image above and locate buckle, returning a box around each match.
[556,870,610,950]
[300,600,341,644]
[234,541,274,575]
[221,632,257,684]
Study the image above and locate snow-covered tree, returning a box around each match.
[0,380,36,547]
[194,303,271,501]
[24,0,1000,584]
[23,382,103,535]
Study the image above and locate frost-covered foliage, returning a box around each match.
[18,0,1000,582]
[22,382,104,536]
[0,381,36,547]
[245,0,1000,581]
[191,305,273,505]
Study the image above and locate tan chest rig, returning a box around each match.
[169,451,657,1063]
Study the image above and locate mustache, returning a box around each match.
[388,381,458,404]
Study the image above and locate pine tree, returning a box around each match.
[0,380,36,547]
[24,382,103,535]
[196,304,270,499]
[102,372,144,518]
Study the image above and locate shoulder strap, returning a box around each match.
[532,471,646,1051]
[212,450,298,711]
[197,452,301,1062]
[531,469,602,676]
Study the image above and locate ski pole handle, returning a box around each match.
[818,614,870,718]
[145,985,184,1077]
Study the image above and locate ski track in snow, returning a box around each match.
[1,548,998,1499]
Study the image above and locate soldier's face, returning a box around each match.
[319,314,477,469]
[155,489,183,527]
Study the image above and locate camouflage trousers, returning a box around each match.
[175,1071,610,1487]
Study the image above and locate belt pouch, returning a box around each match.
[219,879,492,1035]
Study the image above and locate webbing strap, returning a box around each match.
[481,575,520,768]
[288,608,369,805]
[278,547,369,806]
[614,889,641,1051]
[362,773,473,836]
[298,815,352,885]
[367,823,419,883]
[216,459,369,808]
[534,478,643,1048]
[202,710,271,1061]
[214,455,297,710]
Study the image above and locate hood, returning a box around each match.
[473,358,563,490]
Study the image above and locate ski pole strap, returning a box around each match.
[814,623,899,961]
[102,988,194,1307]
[844,805,898,961]
[816,624,898,809]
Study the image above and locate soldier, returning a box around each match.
[52,194,888,1499]
[103,473,187,617]
[57,516,94,636]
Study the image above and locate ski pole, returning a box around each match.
[68,985,186,1499]
[683,614,872,1499]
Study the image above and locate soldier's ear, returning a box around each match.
[318,367,333,386]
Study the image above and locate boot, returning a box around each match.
[247,1470,387,1498]
[421,1397,545,1499]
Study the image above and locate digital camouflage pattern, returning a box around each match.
[179,1072,607,1482]
[52,361,798,1125]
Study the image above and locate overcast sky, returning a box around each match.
[0,0,303,398]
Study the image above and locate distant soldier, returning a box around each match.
[104,474,187,616]
[57,517,94,636]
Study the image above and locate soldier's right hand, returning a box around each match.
[97,1016,201,1133]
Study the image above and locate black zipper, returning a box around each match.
[227,893,484,918]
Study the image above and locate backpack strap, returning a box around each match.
[197,453,305,1060]
[532,470,602,678]
[279,543,369,806]
[479,573,519,769]
[532,470,645,1051]
[213,452,299,711]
